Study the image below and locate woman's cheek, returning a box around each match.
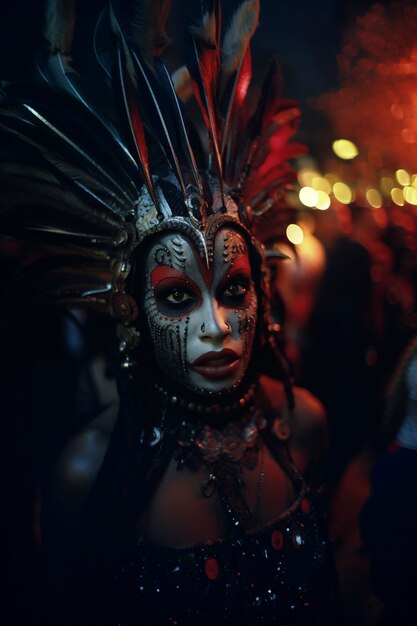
[238,290,258,364]
[144,272,190,382]
[147,309,191,382]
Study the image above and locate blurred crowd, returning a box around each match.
[269,199,417,625]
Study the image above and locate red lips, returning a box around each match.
[191,349,241,380]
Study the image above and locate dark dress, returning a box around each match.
[43,398,340,626]
[114,435,340,625]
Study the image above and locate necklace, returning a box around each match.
[175,409,267,464]
[173,409,268,501]
[153,382,257,418]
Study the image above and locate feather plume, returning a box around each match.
[234,60,281,187]
[0,109,132,211]
[154,59,202,195]
[187,0,223,188]
[172,66,193,103]
[44,0,76,55]
[32,62,143,198]
[221,44,252,161]
[220,1,259,158]
[93,8,113,79]
[190,8,217,46]
[246,103,302,181]
[0,103,139,228]
[128,0,172,65]
[221,0,259,78]
[110,5,189,198]
[114,44,158,207]
[129,48,189,196]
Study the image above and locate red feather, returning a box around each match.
[221,46,252,166]
[188,0,223,185]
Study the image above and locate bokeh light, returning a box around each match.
[396,169,411,186]
[366,188,382,208]
[314,190,331,210]
[316,4,417,195]
[286,223,304,245]
[333,182,353,204]
[332,139,359,160]
[380,176,394,195]
[311,177,332,194]
[391,187,405,206]
[299,187,318,207]
[325,173,340,186]
[403,186,417,205]
[297,169,319,188]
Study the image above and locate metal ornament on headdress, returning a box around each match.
[0,0,305,341]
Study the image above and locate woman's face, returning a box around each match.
[143,227,258,394]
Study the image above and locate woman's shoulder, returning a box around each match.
[51,403,118,522]
[258,375,327,475]
[259,375,326,429]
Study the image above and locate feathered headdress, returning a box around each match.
[0,0,304,361]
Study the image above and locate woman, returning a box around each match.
[0,1,339,623]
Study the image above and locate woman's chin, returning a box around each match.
[184,369,246,396]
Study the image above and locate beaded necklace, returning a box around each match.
[147,379,272,527]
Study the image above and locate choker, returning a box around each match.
[153,382,257,418]
[174,409,268,468]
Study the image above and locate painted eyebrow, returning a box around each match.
[216,256,252,291]
[150,265,200,294]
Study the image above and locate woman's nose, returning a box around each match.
[199,299,232,342]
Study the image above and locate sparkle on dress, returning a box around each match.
[114,485,339,625]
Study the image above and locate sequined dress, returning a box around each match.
[114,438,339,626]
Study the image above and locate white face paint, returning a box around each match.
[143,227,258,394]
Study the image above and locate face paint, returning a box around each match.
[143,228,258,394]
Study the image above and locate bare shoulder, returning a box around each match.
[291,386,327,440]
[259,375,325,430]
[52,403,118,519]
[259,375,327,474]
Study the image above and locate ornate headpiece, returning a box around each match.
[0,0,304,364]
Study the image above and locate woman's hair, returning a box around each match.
[381,334,417,442]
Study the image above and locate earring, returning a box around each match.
[117,323,142,375]
[201,323,205,333]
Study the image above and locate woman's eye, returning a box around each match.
[221,278,251,306]
[154,287,197,316]
[165,289,193,305]
[223,283,247,297]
